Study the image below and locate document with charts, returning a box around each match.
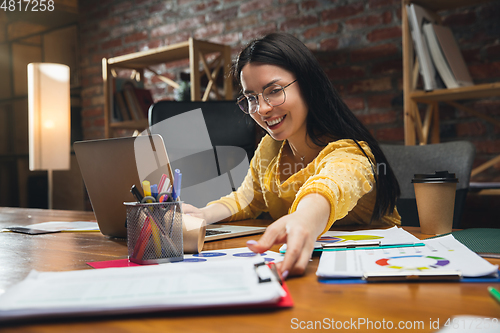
[280,227,422,253]
[317,235,499,279]
[314,226,421,248]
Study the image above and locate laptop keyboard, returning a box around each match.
[205,229,231,236]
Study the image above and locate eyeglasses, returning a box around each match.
[236,80,297,114]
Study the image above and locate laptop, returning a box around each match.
[74,135,266,240]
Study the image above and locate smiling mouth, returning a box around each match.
[266,115,285,127]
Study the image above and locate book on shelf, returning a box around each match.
[113,91,131,122]
[406,3,440,91]
[422,23,473,89]
[111,79,154,122]
[133,87,155,118]
[122,87,144,120]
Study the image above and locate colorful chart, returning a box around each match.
[233,252,267,257]
[181,258,207,262]
[376,255,450,270]
[192,252,227,258]
[318,235,384,244]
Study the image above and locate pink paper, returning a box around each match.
[87,258,145,269]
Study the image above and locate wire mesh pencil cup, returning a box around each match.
[125,201,183,264]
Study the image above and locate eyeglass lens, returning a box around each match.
[237,84,286,114]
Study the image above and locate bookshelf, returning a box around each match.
[102,38,233,138]
[402,0,500,178]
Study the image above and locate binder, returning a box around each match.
[0,258,292,323]
[406,3,440,91]
[423,23,473,89]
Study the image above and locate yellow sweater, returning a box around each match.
[209,135,401,234]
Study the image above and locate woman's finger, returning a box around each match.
[278,225,309,276]
[246,219,287,253]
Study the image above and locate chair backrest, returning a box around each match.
[148,100,256,208]
[380,141,475,228]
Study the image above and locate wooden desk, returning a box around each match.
[1,207,499,332]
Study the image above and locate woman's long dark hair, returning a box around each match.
[233,32,400,222]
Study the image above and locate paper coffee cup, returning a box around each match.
[181,214,206,254]
[412,171,458,235]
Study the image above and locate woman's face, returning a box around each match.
[240,63,308,143]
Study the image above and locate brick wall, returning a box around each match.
[79,0,500,181]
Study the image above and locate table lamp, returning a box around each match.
[27,63,71,209]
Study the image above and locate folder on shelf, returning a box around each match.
[0,257,292,323]
[406,3,440,91]
[423,23,473,89]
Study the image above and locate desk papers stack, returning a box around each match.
[0,258,288,322]
[317,235,499,281]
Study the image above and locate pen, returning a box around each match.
[312,243,426,252]
[172,169,182,201]
[488,286,500,305]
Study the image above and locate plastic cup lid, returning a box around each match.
[412,171,459,183]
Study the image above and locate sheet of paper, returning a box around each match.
[280,226,421,253]
[316,226,421,247]
[87,247,283,269]
[317,235,499,279]
[0,258,284,322]
[182,247,283,263]
[4,221,99,232]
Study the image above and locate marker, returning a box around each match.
[158,174,170,193]
[141,180,155,203]
[130,185,144,203]
[149,217,162,257]
[142,180,151,197]
[488,286,500,305]
[157,192,170,202]
[172,169,182,201]
[150,184,158,199]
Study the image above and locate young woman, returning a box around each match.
[183,32,401,278]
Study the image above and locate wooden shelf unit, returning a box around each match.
[102,38,233,138]
[402,0,500,177]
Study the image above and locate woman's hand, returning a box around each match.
[182,203,206,220]
[246,193,331,279]
[181,203,232,224]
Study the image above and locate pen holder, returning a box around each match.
[124,201,183,264]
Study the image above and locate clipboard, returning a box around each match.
[0,258,292,323]
[363,270,462,282]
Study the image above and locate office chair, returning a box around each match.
[380,141,475,228]
[148,100,256,208]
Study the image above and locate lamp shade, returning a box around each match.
[28,63,70,171]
